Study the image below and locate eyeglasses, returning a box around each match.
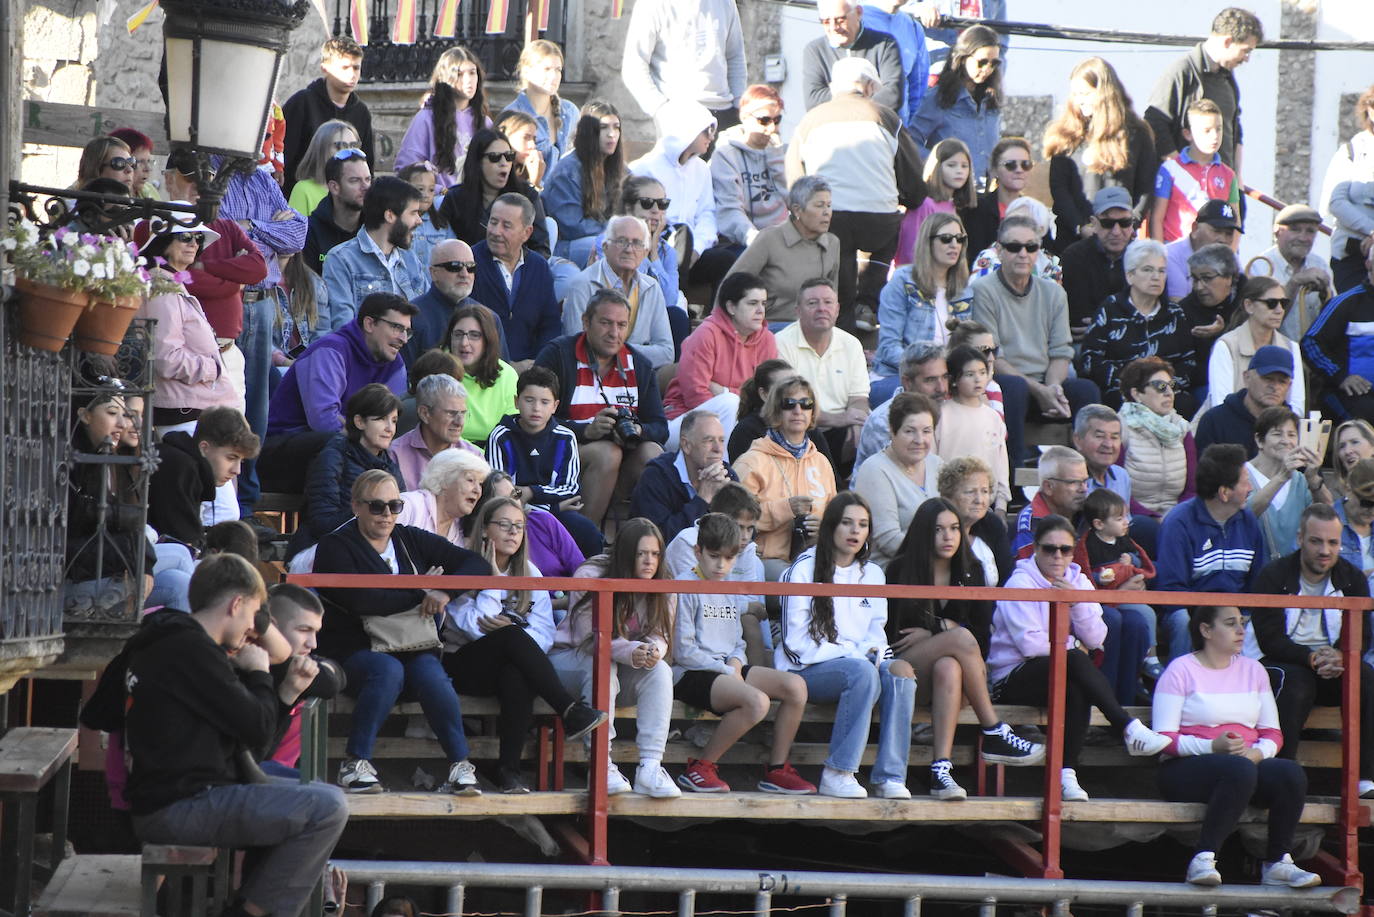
[450,329,484,343]
[169,233,201,245]
[607,236,646,251]
[1097,217,1138,230]
[933,232,968,245]
[1189,272,1224,284]
[1047,476,1090,489]
[1143,378,1182,394]
[749,115,783,126]
[436,261,477,273]
[1000,241,1041,254]
[1036,543,1075,556]
[636,197,671,211]
[426,407,467,423]
[486,519,526,534]
[363,499,406,516]
[972,57,1002,70]
[372,316,413,339]
[1000,159,1032,172]
[332,148,368,161]
[1254,297,1291,310]
[104,157,137,171]
[782,397,815,411]
[483,151,517,163]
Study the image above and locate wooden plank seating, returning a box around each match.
[140,845,232,917]
[255,493,305,535]
[0,727,79,917]
[32,854,141,917]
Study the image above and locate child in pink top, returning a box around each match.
[894,139,975,267]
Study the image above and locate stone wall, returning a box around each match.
[1273,0,1317,206]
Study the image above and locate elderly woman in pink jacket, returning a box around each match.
[135,215,239,434]
[662,271,777,450]
[987,514,1170,802]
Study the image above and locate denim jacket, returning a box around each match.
[911,86,1002,184]
[874,264,972,376]
[320,228,428,330]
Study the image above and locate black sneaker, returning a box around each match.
[497,766,531,794]
[562,700,609,742]
[929,760,967,801]
[981,723,1046,766]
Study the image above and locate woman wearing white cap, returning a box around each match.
[135,212,239,435]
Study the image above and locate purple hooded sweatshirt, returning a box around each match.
[266,319,406,436]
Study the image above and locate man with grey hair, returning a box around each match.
[560,214,673,367]
[801,0,904,113]
[726,175,840,324]
[629,410,739,543]
[853,342,947,482]
[391,374,481,487]
[1011,445,1089,553]
[786,55,925,332]
[1071,403,1162,558]
[403,238,482,364]
[472,192,560,370]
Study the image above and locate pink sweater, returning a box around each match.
[663,308,777,418]
[935,399,1009,505]
[1151,652,1282,759]
[555,555,676,665]
[139,286,235,411]
[987,557,1106,682]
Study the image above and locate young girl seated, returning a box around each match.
[895,138,975,268]
[936,345,1009,509]
[673,513,815,795]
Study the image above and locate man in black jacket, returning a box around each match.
[148,408,259,554]
[261,583,345,779]
[117,555,347,917]
[1249,504,1374,795]
[1059,187,1136,335]
[303,150,372,276]
[628,411,738,544]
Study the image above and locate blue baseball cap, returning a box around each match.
[1249,345,1294,378]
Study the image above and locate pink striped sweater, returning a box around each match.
[1151,652,1282,759]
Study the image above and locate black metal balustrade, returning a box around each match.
[331,0,566,84]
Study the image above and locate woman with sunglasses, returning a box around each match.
[875,213,971,380]
[1208,277,1307,414]
[910,25,1003,187]
[544,101,626,270]
[968,196,1063,284]
[289,120,363,217]
[75,136,136,189]
[777,492,917,799]
[314,469,490,795]
[727,359,836,466]
[733,375,838,579]
[442,304,517,445]
[109,128,159,200]
[1117,356,1198,520]
[294,383,406,556]
[439,128,550,258]
[990,514,1171,802]
[1078,238,1198,412]
[727,175,839,326]
[443,496,608,794]
[961,136,1033,259]
[1042,57,1157,253]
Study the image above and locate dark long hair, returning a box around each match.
[444,128,532,240]
[443,302,504,388]
[936,25,1003,110]
[885,497,984,635]
[428,46,489,176]
[806,492,871,646]
[573,100,625,223]
[575,518,673,650]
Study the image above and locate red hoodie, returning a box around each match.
[185,218,268,339]
[663,308,778,419]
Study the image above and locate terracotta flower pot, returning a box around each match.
[74,295,141,356]
[13,276,88,352]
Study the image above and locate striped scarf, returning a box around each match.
[567,335,639,423]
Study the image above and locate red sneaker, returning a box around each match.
[677,758,730,793]
[758,762,817,795]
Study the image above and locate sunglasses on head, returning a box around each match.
[1097,217,1138,230]
[363,499,406,516]
[1037,543,1075,556]
[104,157,137,171]
[484,151,517,163]
[332,148,368,161]
[436,260,477,273]
[1000,159,1032,172]
[636,197,671,211]
[782,397,815,411]
[933,232,968,245]
[1000,241,1041,254]
[1254,296,1291,310]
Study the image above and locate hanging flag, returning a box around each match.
[350,0,370,45]
[610,0,624,19]
[433,0,460,37]
[484,0,508,33]
[126,0,159,33]
[391,0,417,43]
[532,0,550,31]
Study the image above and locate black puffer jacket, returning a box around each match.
[292,432,406,555]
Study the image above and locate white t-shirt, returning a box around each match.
[1291,576,1332,649]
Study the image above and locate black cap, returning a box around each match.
[1195,199,1241,231]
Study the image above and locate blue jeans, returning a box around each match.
[796,656,915,783]
[1099,604,1152,706]
[341,650,469,762]
[869,375,901,408]
[147,542,196,612]
[235,294,276,517]
[1161,608,1191,662]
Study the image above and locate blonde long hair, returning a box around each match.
[911,212,971,301]
[517,40,567,145]
[1042,57,1151,174]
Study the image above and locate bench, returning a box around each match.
[255,493,304,535]
[0,727,78,917]
[33,854,141,917]
[140,844,232,917]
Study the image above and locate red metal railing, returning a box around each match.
[290,573,1371,887]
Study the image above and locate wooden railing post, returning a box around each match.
[586,588,613,866]
[1339,607,1364,890]
[1040,600,1069,880]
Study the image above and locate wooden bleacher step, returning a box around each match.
[33,854,141,917]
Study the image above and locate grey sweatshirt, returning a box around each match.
[671,569,749,680]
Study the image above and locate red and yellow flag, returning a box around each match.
[529,0,550,31]
[610,0,625,18]
[350,0,369,45]
[484,0,508,33]
[433,0,460,37]
[391,0,416,43]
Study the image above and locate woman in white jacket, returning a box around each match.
[777,492,917,799]
[987,514,1170,801]
[442,497,607,794]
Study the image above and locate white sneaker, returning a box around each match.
[1124,719,1171,756]
[1060,767,1089,802]
[338,758,383,794]
[818,767,867,799]
[1186,851,1222,886]
[633,763,683,798]
[438,760,481,796]
[872,781,912,799]
[1360,779,1374,798]
[1261,854,1321,889]
[606,764,633,795]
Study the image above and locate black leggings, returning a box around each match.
[992,649,1134,767]
[1157,754,1307,862]
[441,625,575,770]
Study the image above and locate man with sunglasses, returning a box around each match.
[403,239,481,364]
[1303,243,1374,423]
[1195,346,1294,458]
[1060,188,1137,335]
[802,0,905,116]
[322,176,428,330]
[304,149,372,278]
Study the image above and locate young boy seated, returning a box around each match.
[672,513,816,796]
[1149,98,1239,243]
[485,367,603,557]
[148,407,260,553]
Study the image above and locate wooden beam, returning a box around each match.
[346,791,586,818]
[0,727,78,792]
[32,854,141,917]
[21,101,167,150]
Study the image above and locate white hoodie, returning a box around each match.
[630,100,719,255]
[775,547,889,670]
